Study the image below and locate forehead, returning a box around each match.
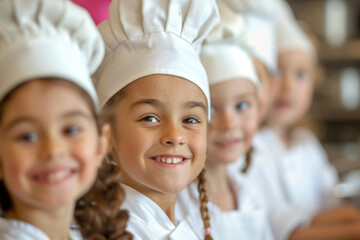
[210,78,257,99]
[278,50,314,69]
[122,74,207,104]
[1,79,90,122]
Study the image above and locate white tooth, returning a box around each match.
[48,170,70,182]
[171,158,177,164]
[161,158,166,163]
[166,158,172,164]
[156,157,161,162]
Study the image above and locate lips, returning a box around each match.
[276,99,292,109]
[215,138,242,149]
[31,167,77,184]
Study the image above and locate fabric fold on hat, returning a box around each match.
[0,0,104,107]
[200,3,259,89]
[219,0,315,58]
[93,0,220,120]
[244,13,277,74]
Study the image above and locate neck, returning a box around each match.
[122,181,177,224]
[148,192,177,223]
[205,159,237,211]
[6,203,74,240]
[268,124,292,149]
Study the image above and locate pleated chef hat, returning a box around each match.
[219,0,315,58]
[200,3,259,89]
[244,13,277,74]
[0,0,104,108]
[93,0,220,119]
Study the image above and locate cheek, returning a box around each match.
[113,121,152,168]
[298,83,314,112]
[0,147,31,190]
[71,137,100,181]
[188,128,207,162]
[243,114,258,142]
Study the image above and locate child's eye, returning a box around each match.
[140,115,159,123]
[18,133,38,142]
[296,69,307,80]
[183,117,200,124]
[236,102,249,110]
[64,126,81,135]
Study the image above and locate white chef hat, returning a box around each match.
[244,13,277,74]
[277,18,316,58]
[219,0,316,58]
[93,0,220,119]
[200,3,259,90]
[0,0,104,108]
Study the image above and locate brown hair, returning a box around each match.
[241,146,254,174]
[75,155,132,240]
[0,79,132,239]
[197,168,213,240]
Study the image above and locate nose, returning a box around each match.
[214,111,237,131]
[40,134,65,161]
[160,122,186,147]
[280,74,293,93]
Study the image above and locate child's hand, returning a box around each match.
[311,204,360,226]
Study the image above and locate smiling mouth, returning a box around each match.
[152,156,185,164]
[215,139,242,148]
[31,168,77,184]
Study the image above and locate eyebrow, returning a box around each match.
[236,92,257,99]
[211,92,257,102]
[60,111,93,120]
[3,111,92,133]
[184,101,207,113]
[130,99,207,113]
[3,117,36,133]
[129,99,163,110]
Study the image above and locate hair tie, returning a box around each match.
[205,226,212,236]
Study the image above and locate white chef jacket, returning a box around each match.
[254,127,340,211]
[252,127,340,239]
[121,184,200,240]
[0,218,80,240]
[229,151,312,240]
[175,167,275,240]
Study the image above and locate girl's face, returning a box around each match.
[0,79,107,213]
[266,50,315,129]
[110,75,207,195]
[207,79,259,165]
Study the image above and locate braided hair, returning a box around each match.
[75,155,132,240]
[241,146,254,174]
[197,168,213,240]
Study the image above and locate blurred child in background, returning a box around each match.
[0,0,131,239]
[176,4,274,239]
[221,0,360,239]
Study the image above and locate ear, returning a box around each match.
[96,123,111,168]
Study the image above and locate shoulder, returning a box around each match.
[0,218,49,240]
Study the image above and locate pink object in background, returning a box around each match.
[71,0,111,25]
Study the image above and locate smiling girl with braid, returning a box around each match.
[92,0,219,239]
